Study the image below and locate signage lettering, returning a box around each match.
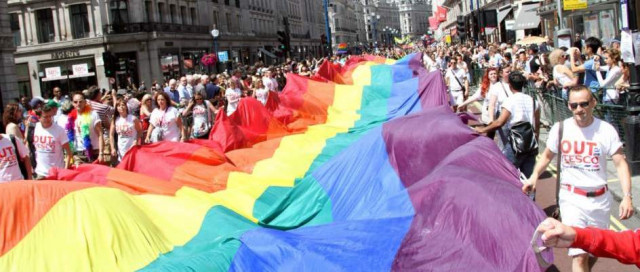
[51,50,80,60]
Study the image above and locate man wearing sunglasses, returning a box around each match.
[524,85,633,272]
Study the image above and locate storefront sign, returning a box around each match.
[72,64,89,75]
[563,0,587,10]
[505,20,515,30]
[51,50,80,60]
[634,32,640,65]
[621,30,634,63]
[45,67,61,78]
[621,0,629,29]
[218,51,229,62]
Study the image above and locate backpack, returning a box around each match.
[507,95,538,156]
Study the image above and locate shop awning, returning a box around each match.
[41,76,68,82]
[513,1,541,30]
[259,48,276,59]
[68,72,96,79]
[497,4,512,24]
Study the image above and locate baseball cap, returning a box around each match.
[45,99,60,108]
[29,97,45,108]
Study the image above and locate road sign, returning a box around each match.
[218,51,229,62]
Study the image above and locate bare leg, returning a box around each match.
[572,254,590,272]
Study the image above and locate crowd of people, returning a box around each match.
[427,36,634,271]
[0,35,637,270]
[0,55,379,180]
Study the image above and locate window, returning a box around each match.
[191,8,197,25]
[145,1,153,22]
[158,3,165,23]
[170,4,176,23]
[180,6,187,24]
[9,13,20,46]
[70,4,90,39]
[226,12,232,31]
[35,9,55,43]
[213,11,219,27]
[236,15,240,31]
[224,0,230,5]
[109,0,129,24]
[235,0,240,8]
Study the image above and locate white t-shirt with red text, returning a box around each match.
[547,118,622,187]
[0,134,29,182]
[34,123,69,177]
[115,115,138,160]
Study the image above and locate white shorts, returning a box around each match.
[559,186,611,256]
[449,90,464,106]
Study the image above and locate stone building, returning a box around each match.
[6,0,324,98]
[0,0,18,105]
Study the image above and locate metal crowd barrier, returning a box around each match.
[449,67,629,142]
[523,87,629,142]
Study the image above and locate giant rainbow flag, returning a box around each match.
[0,54,550,271]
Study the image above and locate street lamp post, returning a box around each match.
[210,26,220,72]
[369,13,381,50]
[323,0,333,56]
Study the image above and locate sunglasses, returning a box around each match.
[569,101,590,110]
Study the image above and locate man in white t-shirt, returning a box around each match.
[262,69,279,92]
[476,71,540,178]
[524,85,633,272]
[33,104,72,178]
[0,133,32,182]
[445,58,468,112]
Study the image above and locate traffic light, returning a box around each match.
[457,16,466,41]
[102,51,117,77]
[277,31,288,52]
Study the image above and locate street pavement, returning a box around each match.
[466,103,640,271]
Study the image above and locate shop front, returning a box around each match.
[39,56,97,98]
[539,0,620,44]
[564,2,619,42]
[512,0,543,40]
[113,52,139,90]
[14,63,31,98]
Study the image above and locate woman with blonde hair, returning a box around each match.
[253,78,269,106]
[549,49,578,99]
[139,94,153,140]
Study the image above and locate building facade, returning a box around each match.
[327,0,360,48]
[396,0,431,37]
[361,0,401,46]
[7,0,325,99]
[0,0,18,105]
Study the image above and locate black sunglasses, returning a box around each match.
[569,101,590,110]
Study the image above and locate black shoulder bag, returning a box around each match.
[451,69,467,94]
[9,135,28,179]
[507,95,538,157]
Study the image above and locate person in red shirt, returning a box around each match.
[536,217,640,268]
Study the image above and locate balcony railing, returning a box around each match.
[104,23,210,35]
